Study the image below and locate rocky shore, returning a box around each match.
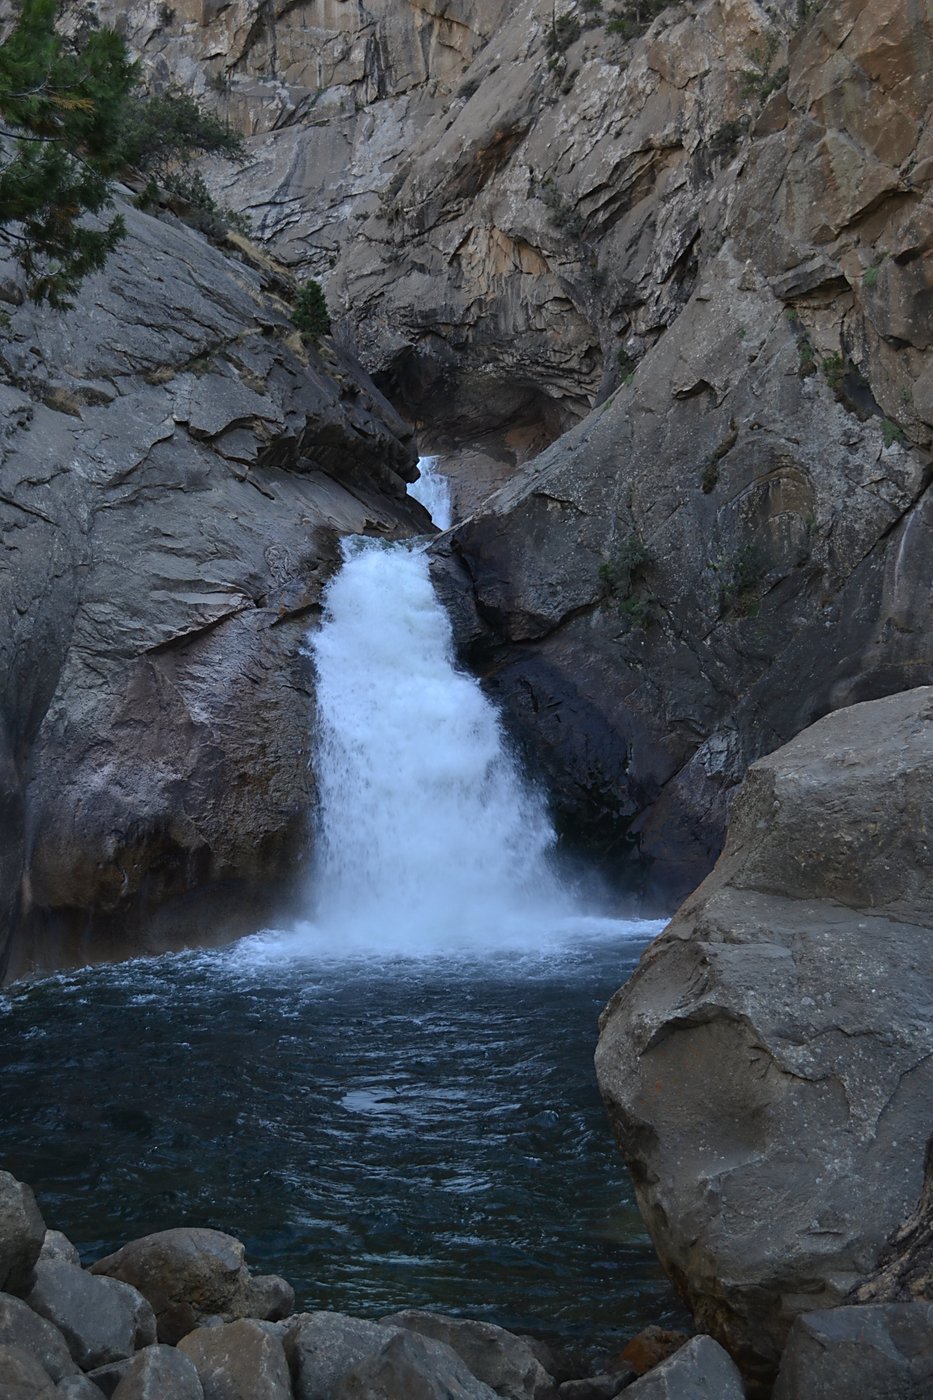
[0,1170,724,1400]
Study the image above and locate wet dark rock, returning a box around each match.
[90,1228,280,1345]
[381,1309,554,1399]
[26,1261,156,1370]
[596,688,933,1392]
[0,1292,77,1381]
[772,1303,933,1400]
[0,1171,46,1295]
[177,1318,291,1400]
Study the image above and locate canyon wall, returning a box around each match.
[90,0,933,897]
[0,198,425,981]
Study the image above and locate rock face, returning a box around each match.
[0,184,424,980]
[60,0,933,904]
[433,0,933,897]
[595,688,933,1391]
[0,1343,58,1400]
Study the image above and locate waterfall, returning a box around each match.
[407,455,453,531]
[303,540,571,953]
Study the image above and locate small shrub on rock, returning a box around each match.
[292,279,332,339]
[599,531,655,628]
[546,15,582,55]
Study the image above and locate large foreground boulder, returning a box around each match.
[596,688,933,1391]
[90,1228,291,1345]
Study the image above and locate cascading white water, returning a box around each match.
[407,455,454,531]
[305,540,570,953]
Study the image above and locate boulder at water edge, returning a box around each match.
[596,687,933,1390]
[283,1313,401,1400]
[89,1228,292,1344]
[331,1326,499,1399]
[772,1302,933,1399]
[624,1336,744,1398]
[381,1309,554,1399]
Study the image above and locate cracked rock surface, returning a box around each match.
[91,0,933,893]
[595,686,933,1393]
[0,195,424,980]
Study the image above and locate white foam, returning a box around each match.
[407,455,454,530]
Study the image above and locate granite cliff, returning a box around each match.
[0,195,425,981]
[95,0,933,897]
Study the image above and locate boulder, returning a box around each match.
[178,1318,291,1400]
[0,1171,46,1295]
[596,688,933,1391]
[381,1310,553,1399]
[111,1344,205,1400]
[283,1313,397,1400]
[623,1336,744,1398]
[56,1380,106,1400]
[332,1326,499,1399]
[0,1343,57,1400]
[772,1303,933,1400]
[26,1260,156,1370]
[40,1233,82,1269]
[89,1228,286,1344]
[0,1291,78,1381]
